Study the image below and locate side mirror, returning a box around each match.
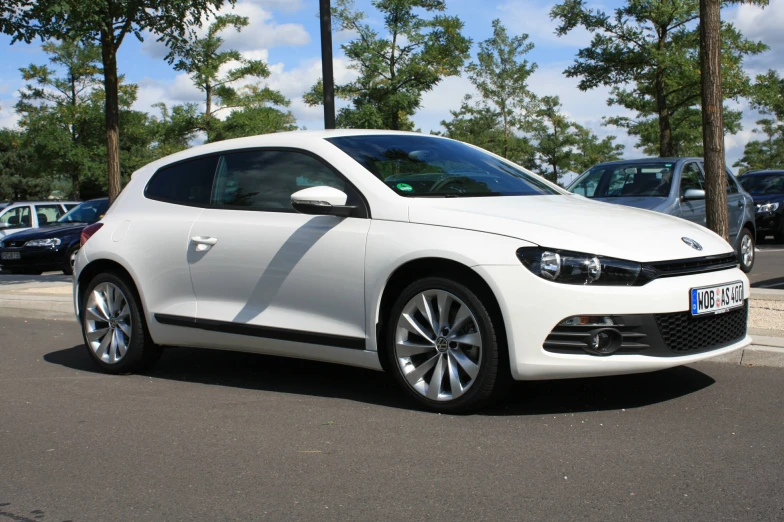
[683,188,706,200]
[291,186,356,217]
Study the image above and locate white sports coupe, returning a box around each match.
[74,130,750,412]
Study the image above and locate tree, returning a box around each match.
[0,129,51,201]
[570,125,625,173]
[305,0,471,130]
[207,85,297,142]
[529,96,579,183]
[1,0,231,202]
[733,70,784,173]
[15,40,103,200]
[551,0,766,157]
[466,19,537,158]
[439,96,536,168]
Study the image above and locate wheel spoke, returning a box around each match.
[117,320,132,338]
[405,354,439,386]
[399,313,435,342]
[86,327,108,342]
[112,290,125,317]
[396,339,434,357]
[436,291,452,332]
[95,328,111,356]
[447,353,464,398]
[451,303,471,333]
[115,329,128,358]
[450,347,479,380]
[86,306,108,323]
[448,331,482,348]
[109,330,119,362]
[427,355,446,399]
[117,304,130,319]
[92,291,111,321]
[415,293,438,337]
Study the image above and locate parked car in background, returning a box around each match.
[0,198,109,275]
[0,200,80,238]
[567,158,757,273]
[0,202,8,211]
[72,131,750,413]
[738,170,784,243]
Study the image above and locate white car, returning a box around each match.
[73,130,750,413]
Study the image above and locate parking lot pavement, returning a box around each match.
[1,317,783,522]
[751,241,784,289]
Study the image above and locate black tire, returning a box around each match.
[80,271,162,374]
[62,245,79,275]
[736,227,755,273]
[385,276,509,414]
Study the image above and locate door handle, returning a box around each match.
[737,200,743,208]
[191,236,218,251]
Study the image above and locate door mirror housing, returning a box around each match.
[291,186,355,217]
[683,188,706,200]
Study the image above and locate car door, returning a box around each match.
[677,161,706,225]
[0,205,33,238]
[725,171,744,242]
[33,203,65,227]
[187,148,370,350]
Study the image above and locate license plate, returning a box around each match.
[690,281,744,316]
[1,252,20,260]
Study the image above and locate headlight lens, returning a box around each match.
[756,202,779,213]
[24,238,61,247]
[517,247,641,286]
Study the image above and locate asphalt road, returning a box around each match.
[1,317,783,521]
[750,241,784,289]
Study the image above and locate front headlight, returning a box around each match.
[517,247,642,286]
[756,202,779,213]
[24,238,62,247]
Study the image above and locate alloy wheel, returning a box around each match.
[70,248,79,271]
[394,289,483,401]
[740,233,754,268]
[84,282,132,364]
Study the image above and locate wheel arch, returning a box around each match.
[76,258,146,322]
[373,257,508,374]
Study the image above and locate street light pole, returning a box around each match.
[319,0,336,130]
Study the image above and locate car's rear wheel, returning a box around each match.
[81,272,161,374]
[385,277,507,413]
[736,228,755,273]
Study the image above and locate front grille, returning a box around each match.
[637,253,738,284]
[543,320,650,354]
[655,301,747,353]
[3,240,25,248]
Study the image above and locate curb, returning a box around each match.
[750,288,784,301]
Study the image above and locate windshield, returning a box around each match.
[739,173,784,194]
[326,135,560,197]
[58,199,108,224]
[568,162,675,197]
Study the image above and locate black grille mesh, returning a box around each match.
[655,302,747,353]
[3,240,25,248]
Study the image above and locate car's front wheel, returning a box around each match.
[81,272,162,373]
[736,228,755,273]
[386,277,507,413]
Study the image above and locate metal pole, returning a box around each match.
[319,0,336,130]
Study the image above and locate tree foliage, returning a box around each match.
[305,0,471,130]
[734,70,784,173]
[551,0,766,157]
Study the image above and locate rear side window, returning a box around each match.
[35,204,64,225]
[211,150,358,212]
[0,205,31,228]
[146,155,219,206]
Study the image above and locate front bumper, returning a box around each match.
[474,264,751,381]
[0,246,68,270]
[755,211,781,234]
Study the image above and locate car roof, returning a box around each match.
[738,170,784,176]
[593,157,700,167]
[5,200,80,205]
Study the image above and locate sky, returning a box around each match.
[1,0,782,172]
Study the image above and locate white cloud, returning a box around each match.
[246,0,305,13]
[727,0,784,74]
[498,0,593,48]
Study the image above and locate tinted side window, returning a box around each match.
[0,205,31,228]
[726,173,739,194]
[212,150,358,213]
[680,163,704,195]
[35,204,64,225]
[570,169,604,197]
[146,155,219,206]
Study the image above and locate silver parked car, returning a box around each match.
[567,158,757,272]
[0,200,80,238]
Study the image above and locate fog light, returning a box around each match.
[583,328,621,356]
[559,315,615,327]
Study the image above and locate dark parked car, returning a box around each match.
[738,170,784,243]
[567,158,757,272]
[0,198,109,275]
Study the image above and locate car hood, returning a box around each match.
[749,193,784,205]
[590,196,668,211]
[1,223,86,242]
[407,195,732,262]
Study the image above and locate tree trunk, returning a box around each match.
[101,30,122,203]
[72,173,80,201]
[700,0,729,241]
[655,71,673,157]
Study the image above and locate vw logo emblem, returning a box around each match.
[681,237,703,251]
[435,336,448,353]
